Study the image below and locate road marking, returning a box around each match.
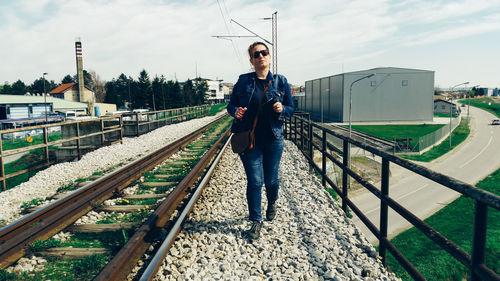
[364,183,429,215]
[459,135,493,168]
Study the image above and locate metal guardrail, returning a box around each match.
[284,113,499,281]
[0,105,209,191]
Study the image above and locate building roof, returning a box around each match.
[49,83,77,94]
[0,94,88,110]
[434,99,455,105]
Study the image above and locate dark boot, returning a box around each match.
[266,201,277,221]
[246,221,262,240]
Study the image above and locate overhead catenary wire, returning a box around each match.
[216,0,243,68]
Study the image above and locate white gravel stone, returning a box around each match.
[152,141,401,281]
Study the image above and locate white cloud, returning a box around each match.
[0,0,499,87]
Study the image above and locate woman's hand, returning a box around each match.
[235,107,247,119]
[272,102,283,113]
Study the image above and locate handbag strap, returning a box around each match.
[250,80,272,134]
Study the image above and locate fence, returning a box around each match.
[0,105,209,191]
[284,113,499,281]
[394,115,462,153]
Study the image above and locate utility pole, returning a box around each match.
[213,12,278,74]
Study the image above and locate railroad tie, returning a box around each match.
[67,222,142,233]
[153,174,178,179]
[141,181,177,187]
[97,205,152,212]
[37,247,111,259]
[76,181,92,187]
[123,193,168,199]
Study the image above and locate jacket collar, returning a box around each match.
[251,71,274,82]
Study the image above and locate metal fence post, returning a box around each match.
[471,201,488,281]
[43,127,49,165]
[300,118,304,151]
[0,137,5,191]
[322,130,326,188]
[309,119,313,159]
[379,158,390,266]
[342,139,349,212]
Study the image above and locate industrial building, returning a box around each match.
[0,94,88,128]
[296,67,435,123]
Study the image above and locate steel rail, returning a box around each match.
[95,123,231,281]
[0,113,228,269]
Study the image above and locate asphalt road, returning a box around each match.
[350,105,500,243]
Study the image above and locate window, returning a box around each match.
[370,81,376,87]
[402,80,408,86]
[441,105,445,109]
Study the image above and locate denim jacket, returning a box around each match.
[227,71,295,139]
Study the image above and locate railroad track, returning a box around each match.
[0,113,232,281]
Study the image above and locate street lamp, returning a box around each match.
[349,73,375,141]
[451,81,470,121]
[321,88,329,123]
[43,72,48,124]
[469,85,480,119]
[347,73,375,189]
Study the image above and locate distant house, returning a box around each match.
[434,99,459,115]
[49,83,95,103]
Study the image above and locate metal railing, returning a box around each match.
[284,113,499,281]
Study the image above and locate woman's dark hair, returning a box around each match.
[247,42,269,59]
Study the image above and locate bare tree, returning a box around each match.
[89,70,107,102]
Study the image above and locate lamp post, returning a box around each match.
[469,85,480,120]
[347,73,375,189]
[43,72,48,124]
[349,74,375,141]
[321,88,329,123]
[450,82,469,145]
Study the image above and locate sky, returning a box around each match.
[0,0,499,89]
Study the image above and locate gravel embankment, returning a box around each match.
[0,115,222,224]
[153,141,401,281]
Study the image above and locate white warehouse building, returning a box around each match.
[296,67,435,122]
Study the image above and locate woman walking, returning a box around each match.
[227,42,295,240]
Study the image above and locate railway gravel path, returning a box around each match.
[153,141,400,281]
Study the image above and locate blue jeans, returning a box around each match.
[240,136,284,222]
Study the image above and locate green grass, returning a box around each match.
[400,118,470,162]
[434,113,459,118]
[209,103,227,116]
[458,97,500,118]
[386,168,500,280]
[350,123,445,148]
[1,133,61,150]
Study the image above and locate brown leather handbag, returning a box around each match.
[231,80,271,154]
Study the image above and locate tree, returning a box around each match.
[136,69,152,109]
[165,80,183,108]
[61,75,75,84]
[182,79,195,106]
[152,75,167,110]
[89,70,106,102]
[193,78,208,105]
[30,78,56,95]
[11,80,29,95]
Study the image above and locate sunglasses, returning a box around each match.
[252,50,269,58]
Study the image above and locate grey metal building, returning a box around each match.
[296,67,435,122]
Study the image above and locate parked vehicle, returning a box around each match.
[491,119,500,125]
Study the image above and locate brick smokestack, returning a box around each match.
[75,39,84,102]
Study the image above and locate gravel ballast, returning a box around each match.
[153,141,400,281]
